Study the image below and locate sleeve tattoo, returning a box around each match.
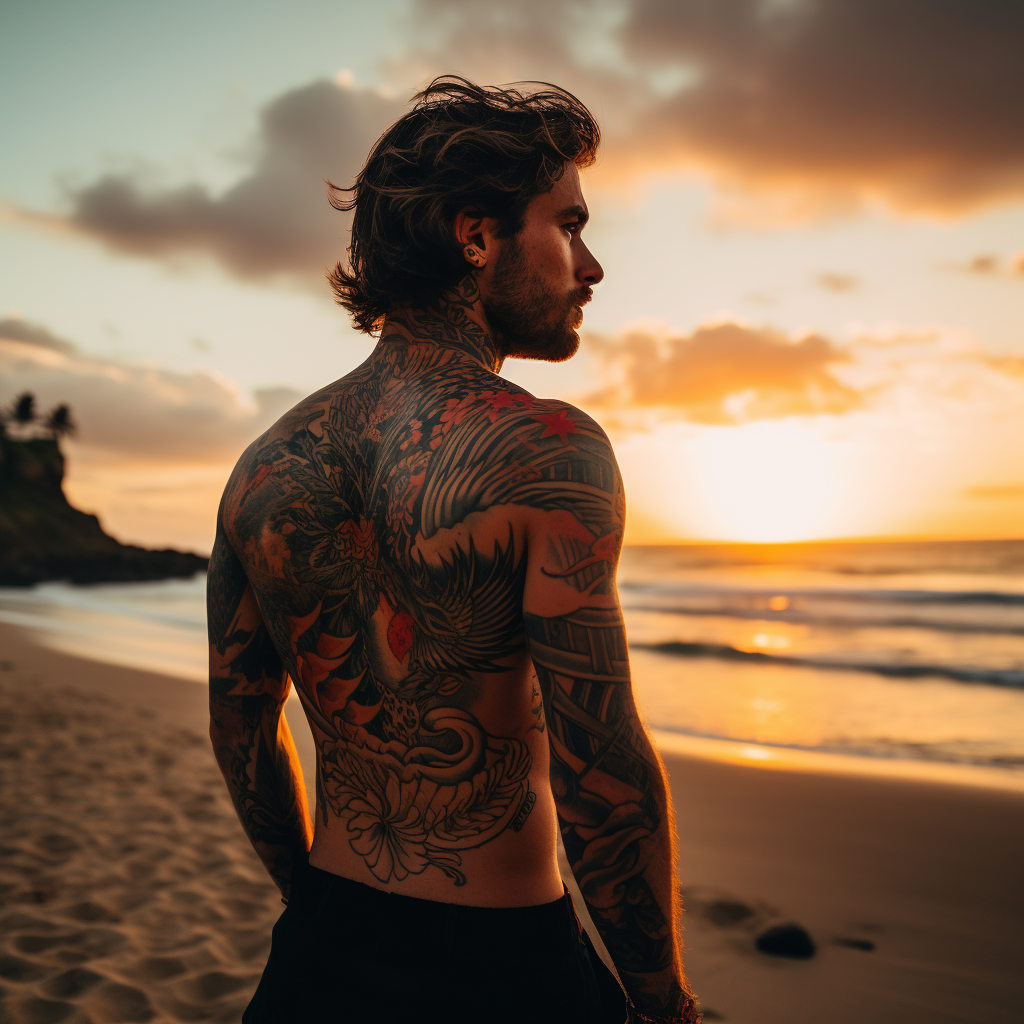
[207,524,312,896]
[526,575,698,1019]
[525,609,672,973]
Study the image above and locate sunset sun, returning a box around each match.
[686,421,848,543]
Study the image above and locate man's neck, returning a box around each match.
[379,276,502,373]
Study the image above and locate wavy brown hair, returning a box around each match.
[328,76,601,334]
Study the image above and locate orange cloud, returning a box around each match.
[816,273,859,293]
[986,356,1024,378]
[587,323,861,423]
[949,253,1024,278]
[965,484,1024,500]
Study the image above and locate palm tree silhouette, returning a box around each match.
[11,392,36,430]
[45,403,77,441]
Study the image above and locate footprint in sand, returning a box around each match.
[125,957,189,984]
[681,885,818,961]
[833,936,876,951]
[0,953,49,983]
[83,980,156,1022]
[42,966,106,999]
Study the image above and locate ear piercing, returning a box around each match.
[463,245,486,268]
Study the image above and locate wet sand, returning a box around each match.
[1,621,1022,1023]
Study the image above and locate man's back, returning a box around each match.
[207,76,699,1022]
[214,329,617,904]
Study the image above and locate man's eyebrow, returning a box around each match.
[555,204,589,225]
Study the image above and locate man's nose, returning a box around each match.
[577,243,604,286]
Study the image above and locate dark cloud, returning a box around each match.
[0,317,76,354]
[0,333,301,461]
[24,1,1024,285]
[620,0,1024,209]
[405,0,1024,213]
[587,323,862,423]
[63,81,402,281]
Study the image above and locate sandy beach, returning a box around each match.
[1,620,1022,1024]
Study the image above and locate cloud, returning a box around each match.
[402,0,1024,215]
[953,253,1024,277]
[963,255,1001,275]
[0,317,76,354]
[587,322,862,423]
[18,2,1024,284]
[620,0,1024,211]
[987,355,1024,378]
[964,484,1024,500]
[816,273,859,292]
[585,320,1024,426]
[60,81,402,282]
[0,333,300,462]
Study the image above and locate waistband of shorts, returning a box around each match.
[290,856,584,959]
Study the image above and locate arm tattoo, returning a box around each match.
[208,528,309,894]
[525,609,671,971]
[526,601,696,1019]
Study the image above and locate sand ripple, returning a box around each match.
[0,675,280,1023]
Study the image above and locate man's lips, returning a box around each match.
[565,288,593,330]
[570,288,593,316]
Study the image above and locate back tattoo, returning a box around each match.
[207,300,625,890]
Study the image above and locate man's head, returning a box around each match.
[329,77,603,359]
[458,163,602,362]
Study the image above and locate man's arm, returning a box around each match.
[521,423,699,1023]
[207,520,312,898]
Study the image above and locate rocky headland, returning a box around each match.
[0,434,207,587]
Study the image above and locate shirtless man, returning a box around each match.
[207,77,699,1024]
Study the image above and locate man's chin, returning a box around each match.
[548,330,581,363]
[503,329,580,363]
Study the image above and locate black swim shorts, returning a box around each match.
[243,857,627,1024]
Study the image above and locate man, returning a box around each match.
[207,77,700,1024]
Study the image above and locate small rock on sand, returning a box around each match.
[754,924,816,960]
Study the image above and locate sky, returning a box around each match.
[2,0,1023,550]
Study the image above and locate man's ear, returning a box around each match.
[453,208,500,259]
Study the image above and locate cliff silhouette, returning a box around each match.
[0,434,208,586]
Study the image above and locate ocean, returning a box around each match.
[2,539,1022,785]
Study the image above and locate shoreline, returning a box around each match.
[6,610,1023,796]
[651,727,1024,793]
[2,621,1023,1022]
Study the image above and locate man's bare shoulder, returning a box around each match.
[217,380,352,558]
[436,377,613,456]
[218,360,621,563]
[425,384,621,538]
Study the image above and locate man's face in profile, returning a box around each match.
[481,163,604,363]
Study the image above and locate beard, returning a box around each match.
[483,237,590,363]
